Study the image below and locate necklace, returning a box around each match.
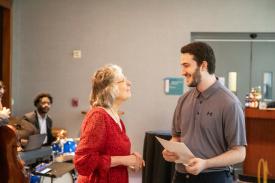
[109,107,120,123]
[109,107,122,130]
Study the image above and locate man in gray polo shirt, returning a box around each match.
[162,42,247,183]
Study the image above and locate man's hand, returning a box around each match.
[185,158,207,175]
[162,149,179,162]
[0,107,10,119]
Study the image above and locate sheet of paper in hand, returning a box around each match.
[156,136,195,165]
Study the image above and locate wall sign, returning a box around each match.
[164,77,184,95]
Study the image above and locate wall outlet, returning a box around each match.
[73,50,82,59]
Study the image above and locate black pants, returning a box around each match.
[172,171,233,183]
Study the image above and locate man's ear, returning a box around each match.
[201,61,208,71]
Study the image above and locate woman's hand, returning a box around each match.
[111,152,145,170]
[132,152,145,171]
[126,152,145,171]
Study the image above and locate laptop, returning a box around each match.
[23,134,47,151]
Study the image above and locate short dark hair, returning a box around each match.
[34,93,53,107]
[180,42,216,74]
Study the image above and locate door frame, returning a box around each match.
[0,0,11,109]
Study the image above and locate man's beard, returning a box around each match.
[38,106,49,114]
[188,67,201,87]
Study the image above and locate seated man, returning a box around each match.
[23,93,55,145]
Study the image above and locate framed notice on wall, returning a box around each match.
[164,77,184,95]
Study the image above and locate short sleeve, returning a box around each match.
[172,97,183,137]
[223,102,247,149]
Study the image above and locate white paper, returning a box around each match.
[156,136,195,165]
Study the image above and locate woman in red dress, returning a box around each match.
[74,64,144,183]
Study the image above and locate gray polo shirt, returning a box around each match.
[172,80,247,173]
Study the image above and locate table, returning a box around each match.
[19,146,52,165]
[142,131,175,183]
[34,162,75,183]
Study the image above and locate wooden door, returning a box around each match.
[0,0,11,108]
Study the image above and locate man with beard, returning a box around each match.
[23,93,54,145]
[162,42,247,183]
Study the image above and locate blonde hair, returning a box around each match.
[90,64,123,108]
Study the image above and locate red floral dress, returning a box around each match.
[74,107,131,183]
